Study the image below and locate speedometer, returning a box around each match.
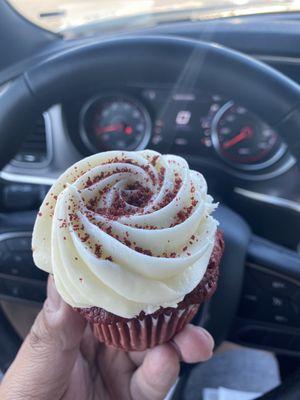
[211,101,285,170]
[80,95,151,152]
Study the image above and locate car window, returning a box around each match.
[8,0,300,37]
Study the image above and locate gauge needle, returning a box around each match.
[96,123,124,134]
[222,126,253,149]
[124,126,133,135]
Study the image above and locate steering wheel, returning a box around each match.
[1,36,300,399]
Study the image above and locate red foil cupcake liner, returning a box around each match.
[91,303,200,351]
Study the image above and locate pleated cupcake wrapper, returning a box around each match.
[91,303,200,351]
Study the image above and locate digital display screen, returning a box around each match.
[141,88,226,153]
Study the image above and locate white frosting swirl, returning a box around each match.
[32,150,218,318]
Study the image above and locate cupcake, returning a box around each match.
[32,150,224,351]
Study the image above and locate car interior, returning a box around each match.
[0,1,300,399]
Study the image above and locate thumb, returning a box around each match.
[0,276,86,400]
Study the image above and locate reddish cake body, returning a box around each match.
[76,231,224,351]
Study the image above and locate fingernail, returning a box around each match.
[47,276,61,311]
[201,328,215,347]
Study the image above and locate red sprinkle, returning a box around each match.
[134,246,152,256]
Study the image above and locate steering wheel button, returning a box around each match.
[235,325,295,352]
[248,268,299,299]
[5,237,31,252]
[259,296,300,327]
[11,286,20,297]
[240,269,300,327]
[272,281,286,290]
[0,249,47,281]
[272,296,283,307]
[238,270,266,318]
[244,294,258,302]
[12,254,23,263]
[0,276,46,303]
[3,184,41,210]
[273,315,289,324]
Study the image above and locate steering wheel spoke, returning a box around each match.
[232,235,300,355]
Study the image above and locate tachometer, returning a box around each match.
[211,101,285,170]
[80,95,151,152]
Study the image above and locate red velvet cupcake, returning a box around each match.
[78,231,223,351]
[32,150,224,351]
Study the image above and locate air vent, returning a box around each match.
[12,115,50,166]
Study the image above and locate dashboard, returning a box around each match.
[65,86,294,181]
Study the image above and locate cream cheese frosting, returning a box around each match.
[32,150,218,318]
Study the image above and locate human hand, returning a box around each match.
[0,277,214,400]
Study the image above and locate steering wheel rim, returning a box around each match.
[1,35,300,169]
[1,36,300,398]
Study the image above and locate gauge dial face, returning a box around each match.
[212,101,283,169]
[80,96,151,152]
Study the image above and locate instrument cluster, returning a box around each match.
[76,87,290,177]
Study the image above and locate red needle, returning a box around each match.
[222,126,253,149]
[124,126,133,135]
[96,123,124,135]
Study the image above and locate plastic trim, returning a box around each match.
[234,187,300,213]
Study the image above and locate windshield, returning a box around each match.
[8,0,300,37]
